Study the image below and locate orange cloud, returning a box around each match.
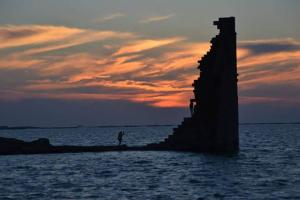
[238,51,300,69]
[114,37,185,56]
[0,24,136,58]
[20,30,135,56]
[0,25,84,49]
[0,54,43,69]
[132,91,191,107]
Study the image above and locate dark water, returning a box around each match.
[0,124,299,199]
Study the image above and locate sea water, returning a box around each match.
[0,124,299,199]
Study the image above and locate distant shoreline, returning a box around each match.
[1,123,300,130]
[239,122,300,125]
[0,124,175,130]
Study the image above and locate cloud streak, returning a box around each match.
[93,13,125,23]
[113,37,185,56]
[0,25,136,57]
[139,14,175,24]
[0,25,83,49]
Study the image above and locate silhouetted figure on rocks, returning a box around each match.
[189,99,195,116]
[118,131,125,145]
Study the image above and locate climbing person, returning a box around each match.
[189,99,195,116]
[117,131,125,145]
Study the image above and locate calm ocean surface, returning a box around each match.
[0,124,299,200]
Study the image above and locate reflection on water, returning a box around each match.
[0,124,300,199]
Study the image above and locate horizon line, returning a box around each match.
[1,122,300,130]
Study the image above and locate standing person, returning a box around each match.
[117,131,125,145]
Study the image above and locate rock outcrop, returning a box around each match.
[0,137,52,155]
[0,137,131,155]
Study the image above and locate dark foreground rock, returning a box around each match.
[0,137,164,155]
[0,137,168,156]
[0,136,238,156]
[0,137,133,155]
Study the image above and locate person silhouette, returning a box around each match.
[189,99,195,116]
[118,131,125,145]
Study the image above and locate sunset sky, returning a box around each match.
[0,0,300,126]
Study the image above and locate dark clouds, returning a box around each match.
[0,99,187,126]
[240,102,300,123]
[238,38,300,55]
[0,28,39,39]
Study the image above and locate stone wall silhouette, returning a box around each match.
[147,17,239,153]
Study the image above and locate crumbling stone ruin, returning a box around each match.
[147,17,239,153]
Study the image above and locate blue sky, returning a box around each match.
[0,0,300,126]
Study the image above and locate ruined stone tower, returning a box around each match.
[148,17,239,153]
